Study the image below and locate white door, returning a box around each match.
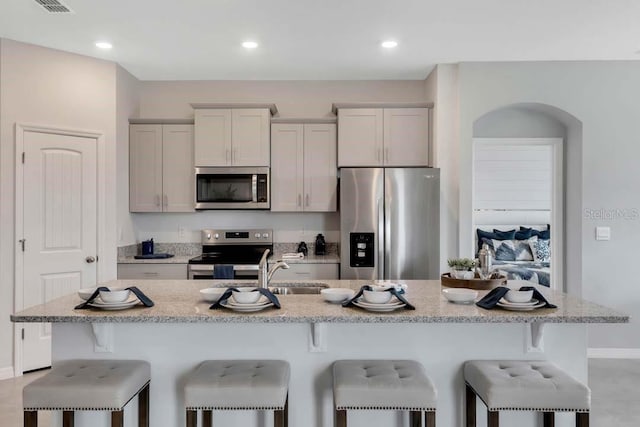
[383,108,429,166]
[194,109,232,166]
[21,131,97,371]
[270,124,304,212]
[303,124,337,212]
[162,124,195,212]
[231,109,270,166]
[337,108,383,167]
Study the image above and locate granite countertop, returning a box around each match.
[11,280,628,324]
[117,256,194,264]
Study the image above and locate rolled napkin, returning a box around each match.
[209,287,281,310]
[281,253,304,259]
[342,285,415,310]
[75,286,154,309]
[476,286,556,310]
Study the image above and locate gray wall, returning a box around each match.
[456,61,640,349]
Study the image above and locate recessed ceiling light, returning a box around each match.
[242,41,259,49]
[381,40,398,49]
[95,41,112,49]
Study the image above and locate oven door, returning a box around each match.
[188,264,259,280]
[195,167,269,210]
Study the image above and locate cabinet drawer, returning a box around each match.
[117,264,188,280]
[270,263,339,280]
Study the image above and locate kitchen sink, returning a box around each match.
[269,283,329,295]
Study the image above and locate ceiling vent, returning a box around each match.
[34,0,74,13]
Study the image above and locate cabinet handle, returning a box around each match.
[143,272,159,275]
[385,148,389,163]
[226,149,230,163]
[155,195,160,207]
[305,194,310,207]
[163,194,168,207]
[233,149,237,163]
[297,194,302,207]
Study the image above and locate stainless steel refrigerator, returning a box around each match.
[340,168,440,280]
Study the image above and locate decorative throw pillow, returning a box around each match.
[520,225,551,240]
[491,239,535,261]
[529,237,551,263]
[476,228,516,252]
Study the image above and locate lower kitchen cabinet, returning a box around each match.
[117,264,188,280]
[269,263,339,280]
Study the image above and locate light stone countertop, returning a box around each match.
[11,280,628,324]
[117,256,194,264]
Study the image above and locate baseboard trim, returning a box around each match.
[588,348,640,359]
[0,366,15,380]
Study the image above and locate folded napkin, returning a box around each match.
[281,253,304,259]
[213,264,234,279]
[342,285,415,310]
[209,287,281,310]
[75,286,154,309]
[476,286,556,310]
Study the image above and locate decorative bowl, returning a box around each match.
[362,289,392,304]
[99,289,131,303]
[504,289,534,303]
[232,288,261,304]
[442,288,478,304]
[320,288,355,303]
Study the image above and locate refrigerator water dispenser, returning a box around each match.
[349,233,374,267]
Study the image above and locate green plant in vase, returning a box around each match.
[447,258,477,280]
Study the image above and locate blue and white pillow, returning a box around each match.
[529,237,551,263]
[491,239,535,261]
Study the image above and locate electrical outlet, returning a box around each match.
[178,227,186,239]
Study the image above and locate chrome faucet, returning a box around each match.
[257,249,290,289]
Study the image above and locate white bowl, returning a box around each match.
[362,289,392,304]
[78,287,97,301]
[442,288,478,304]
[505,289,534,303]
[199,288,227,302]
[320,288,355,303]
[232,288,261,304]
[99,289,131,303]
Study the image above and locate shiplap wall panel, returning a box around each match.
[474,141,552,211]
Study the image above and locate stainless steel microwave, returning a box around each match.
[195,167,270,210]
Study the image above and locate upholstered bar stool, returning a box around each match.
[333,360,437,427]
[184,360,290,427]
[23,359,151,427]
[464,360,590,427]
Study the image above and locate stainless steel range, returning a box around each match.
[188,229,273,280]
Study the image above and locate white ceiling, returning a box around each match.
[2,0,640,80]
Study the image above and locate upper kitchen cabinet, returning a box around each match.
[192,104,277,167]
[129,122,195,212]
[335,104,431,167]
[271,120,337,212]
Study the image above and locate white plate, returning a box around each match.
[498,298,539,307]
[354,297,404,309]
[88,299,140,310]
[91,295,139,306]
[496,301,546,311]
[220,300,274,312]
[226,295,271,308]
[352,300,405,312]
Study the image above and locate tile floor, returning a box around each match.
[1,359,639,426]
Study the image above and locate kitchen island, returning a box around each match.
[11,280,627,427]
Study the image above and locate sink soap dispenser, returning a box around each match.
[297,241,308,256]
[314,234,326,256]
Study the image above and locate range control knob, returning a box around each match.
[262,233,269,239]
[206,233,211,240]
[254,233,261,238]
[214,233,220,239]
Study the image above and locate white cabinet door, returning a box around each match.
[130,124,163,212]
[271,124,304,212]
[338,108,383,167]
[194,109,232,166]
[304,124,337,211]
[232,109,270,166]
[162,125,194,212]
[383,108,429,166]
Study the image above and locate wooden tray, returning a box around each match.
[440,273,507,290]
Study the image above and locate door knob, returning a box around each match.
[85,256,96,263]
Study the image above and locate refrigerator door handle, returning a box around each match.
[384,189,391,281]
[377,197,384,280]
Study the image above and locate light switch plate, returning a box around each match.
[596,226,611,241]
